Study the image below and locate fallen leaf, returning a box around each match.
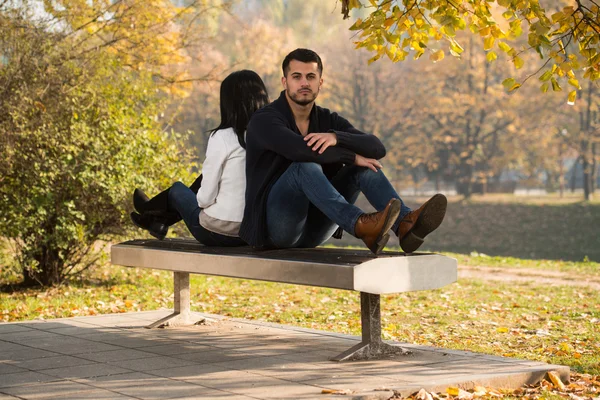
[321,388,353,395]
[447,387,460,396]
[416,388,433,400]
[473,386,487,396]
[548,371,566,390]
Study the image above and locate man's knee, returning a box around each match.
[290,162,323,175]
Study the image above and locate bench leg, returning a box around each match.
[146,271,196,328]
[331,292,410,361]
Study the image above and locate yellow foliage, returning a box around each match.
[339,0,600,96]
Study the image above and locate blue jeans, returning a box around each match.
[266,163,411,248]
[168,182,246,247]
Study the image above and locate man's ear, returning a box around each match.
[319,78,323,89]
[281,76,287,89]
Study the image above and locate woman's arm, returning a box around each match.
[196,132,229,208]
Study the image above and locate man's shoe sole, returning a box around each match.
[369,199,401,254]
[400,194,447,253]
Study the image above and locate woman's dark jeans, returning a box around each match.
[167,182,246,247]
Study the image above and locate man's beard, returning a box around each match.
[287,89,318,106]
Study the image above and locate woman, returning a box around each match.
[131,70,270,246]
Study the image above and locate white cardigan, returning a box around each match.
[196,128,246,224]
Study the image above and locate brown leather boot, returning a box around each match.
[354,199,401,254]
[397,193,447,253]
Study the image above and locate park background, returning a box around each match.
[1,0,599,397]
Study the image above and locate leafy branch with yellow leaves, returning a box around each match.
[339,0,600,103]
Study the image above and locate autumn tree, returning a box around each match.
[0,4,200,286]
[554,81,600,199]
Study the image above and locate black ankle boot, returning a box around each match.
[130,212,168,240]
[133,188,149,214]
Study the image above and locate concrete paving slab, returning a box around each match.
[0,363,28,375]
[108,354,198,372]
[51,389,137,399]
[0,311,569,400]
[0,394,21,399]
[0,379,101,399]
[0,371,58,388]
[12,355,97,371]
[138,342,214,356]
[76,348,161,363]
[0,348,60,362]
[41,363,133,380]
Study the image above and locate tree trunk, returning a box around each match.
[591,143,597,195]
[570,156,580,193]
[583,156,591,200]
[456,161,473,198]
[22,245,63,286]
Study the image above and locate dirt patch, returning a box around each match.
[459,265,600,289]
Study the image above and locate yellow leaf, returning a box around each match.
[552,12,564,22]
[484,36,495,50]
[541,82,549,92]
[349,18,364,30]
[447,387,460,396]
[551,78,562,91]
[568,78,580,88]
[539,70,553,81]
[568,90,577,105]
[450,39,464,54]
[497,327,509,333]
[430,49,445,62]
[498,41,511,53]
[502,78,516,90]
[513,56,524,69]
[486,51,498,62]
[547,371,566,390]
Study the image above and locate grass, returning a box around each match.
[2,258,599,377]
[448,252,600,276]
[338,193,600,262]
[2,194,600,397]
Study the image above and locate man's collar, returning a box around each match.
[274,90,318,132]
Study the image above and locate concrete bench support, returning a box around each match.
[331,292,408,361]
[146,272,192,328]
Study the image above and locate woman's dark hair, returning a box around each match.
[211,70,269,149]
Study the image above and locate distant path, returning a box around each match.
[458,265,600,290]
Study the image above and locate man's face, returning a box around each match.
[282,60,323,106]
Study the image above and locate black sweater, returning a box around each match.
[239,91,386,248]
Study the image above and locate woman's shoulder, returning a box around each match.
[208,127,244,152]
[209,127,237,142]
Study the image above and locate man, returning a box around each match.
[240,48,446,254]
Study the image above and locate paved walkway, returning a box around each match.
[0,310,569,400]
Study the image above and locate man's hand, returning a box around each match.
[354,154,382,172]
[304,132,337,154]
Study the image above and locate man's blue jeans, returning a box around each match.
[168,182,245,247]
[266,163,411,248]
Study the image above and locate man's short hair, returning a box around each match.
[282,48,323,77]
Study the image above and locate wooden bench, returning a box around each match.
[111,238,457,361]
